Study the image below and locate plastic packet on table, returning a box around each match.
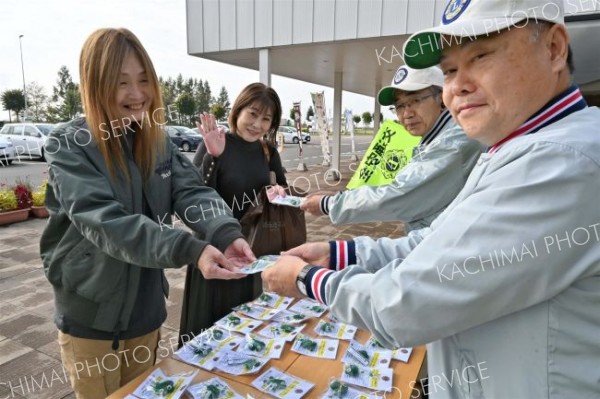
[233,302,281,321]
[340,363,393,393]
[213,349,269,376]
[236,334,286,359]
[251,367,315,399]
[175,339,220,371]
[291,334,339,360]
[254,292,293,310]
[192,327,245,350]
[186,377,244,399]
[288,298,328,318]
[257,321,306,342]
[271,309,311,324]
[342,340,392,368]
[215,312,261,334]
[366,336,413,363]
[192,326,230,345]
[320,378,384,399]
[131,368,197,399]
[313,319,357,341]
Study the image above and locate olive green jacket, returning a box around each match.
[40,118,243,334]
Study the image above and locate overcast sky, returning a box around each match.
[0,0,391,122]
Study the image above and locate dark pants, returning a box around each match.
[178,263,262,347]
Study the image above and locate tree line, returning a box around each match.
[1,66,231,126]
[2,65,379,128]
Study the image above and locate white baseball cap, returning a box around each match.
[403,0,564,69]
[377,65,444,106]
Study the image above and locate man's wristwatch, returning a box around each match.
[296,264,313,296]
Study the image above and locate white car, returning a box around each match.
[277,126,310,144]
[0,123,55,160]
[0,137,16,166]
[217,122,230,133]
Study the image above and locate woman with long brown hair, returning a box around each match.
[40,28,253,399]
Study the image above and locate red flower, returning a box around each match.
[13,184,33,210]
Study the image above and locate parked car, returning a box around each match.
[191,123,230,135]
[164,125,202,152]
[277,126,310,144]
[0,123,55,160]
[0,137,16,166]
[217,123,230,133]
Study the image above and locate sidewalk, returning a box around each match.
[0,156,406,399]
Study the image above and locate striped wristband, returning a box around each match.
[328,240,357,271]
[320,196,332,215]
[304,267,334,305]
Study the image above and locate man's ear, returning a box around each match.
[435,90,446,110]
[546,23,570,75]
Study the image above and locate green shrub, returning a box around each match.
[32,179,47,207]
[0,189,18,212]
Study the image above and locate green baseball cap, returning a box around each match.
[403,0,565,69]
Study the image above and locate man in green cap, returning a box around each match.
[263,0,600,397]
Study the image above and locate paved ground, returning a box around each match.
[0,157,406,399]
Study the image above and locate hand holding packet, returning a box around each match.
[239,255,280,274]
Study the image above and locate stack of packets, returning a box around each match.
[269,194,306,208]
[134,253,415,399]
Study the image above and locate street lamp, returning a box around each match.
[19,34,28,121]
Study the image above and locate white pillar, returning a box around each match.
[372,81,382,134]
[330,71,343,181]
[259,49,271,86]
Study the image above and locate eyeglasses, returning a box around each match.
[393,94,434,113]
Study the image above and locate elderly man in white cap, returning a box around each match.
[301,65,482,232]
[263,0,600,397]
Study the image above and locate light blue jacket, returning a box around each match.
[327,111,484,231]
[324,107,600,398]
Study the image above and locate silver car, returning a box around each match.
[277,126,310,144]
[0,123,55,160]
[0,136,16,166]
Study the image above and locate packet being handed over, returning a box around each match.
[269,195,305,208]
[239,255,280,274]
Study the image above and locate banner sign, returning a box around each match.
[311,91,331,165]
[346,120,420,189]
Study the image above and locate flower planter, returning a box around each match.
[0,208,30,226]
[30,206,49,218]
